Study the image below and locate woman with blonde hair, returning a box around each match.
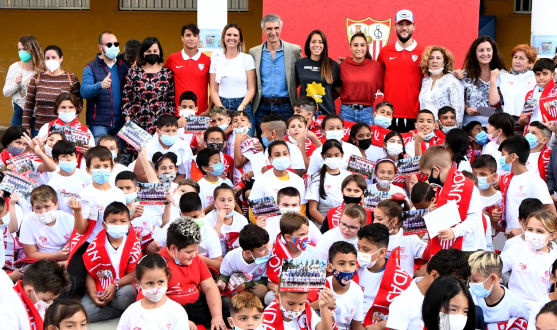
[3,35,45,126]
[418,45,465,127]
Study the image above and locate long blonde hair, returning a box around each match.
[19,35,45,72]
[526,210,557,248]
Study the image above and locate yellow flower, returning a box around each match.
[306,82,326,104]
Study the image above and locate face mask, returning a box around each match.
[207,142,225,152]
[428,167,444,188]
[19,50,32,63]
[225,210,236,218]
[218,123,229,131]
[249,250,270,265]
[374,115,392,129]
[477,174,495,190]
[34,209,57,225]
[59,112,76,123]
[179,109,197,118]
[160,133,178,146]
[291,236,309,251]
[387,219,395,234]
[105,222,129,239]
[144,54,160,65]
[332,269,356,286]
[125,192,138,204]
[234,126,249,135]
[159,172,177,183]
[209,162,225,176]
[428,67,444,75]
[343,195,362,205]
[0,212,11,229]
[172,193,183,207]
[323,157,342,170]
[385,143,403,157]
[44,144,53,158]
[91,169,111,185]
[110,150,118,161]
[104,46,120,60]
[45,59,61,73]
[376,178,393,189]
[262,130,274,147]
[487,131,498,143]
[325,130,344,142]
[279,296,305,319]
[439,312,467,330]
[474,130,489,145]
[525,133,540,149]
[424,132,435,141]
[441,125,457,134]
[287,134,298,145]
[357,248,383,269]
[469,276,494,298]
[499,154,513,172]
[358,138,372,150]
[33,290,52,319]
[58,160,78,173]
[141,285,167,303]
[8,144,25,156]
[272,157,291,171]
[280,207,300,215]
[524,231,551,251]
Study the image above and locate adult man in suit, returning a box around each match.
[250,14,302,138]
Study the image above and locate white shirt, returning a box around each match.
[209,51,255,98]
[3,62,35,108]
[457,158,472,173]
[525,151,542,176]
[0,269,31,330]
[307,142,361,176]
[472,286,529,324]
[19,211,74,253]
[266,214,322,245]
[220,246,267,280]
[358,265,385,314]
[501,239,557,311]
[79,184,126,243]
[109,163,129,187]
[498,70,537,117]
[482,141,508,176]
[117,298,189,330]
[249,169,307,204]
[526,294,552,330]
[366,145,386,163]
[386,278,424,330]
[479,191,502,209]
[106,234,127,280]
[315,227,357,261]
[327,277,364,330]
[204,209,249,256]
[419,74,465,127]
[47,169,92,214]
[264,141,306,170]
[0,205,23,269]
[198,177,233,209]
[503,170,553,230]
[306,170,350,206]
[386,230,427,277]
[145,136,193,177]
[502,235,523,253]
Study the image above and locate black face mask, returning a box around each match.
[343,195,362,205]
[358,138,372,150]
[207,142,225,152]
[428,166,444,188]
[144,54,160,65]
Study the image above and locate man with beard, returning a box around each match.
[377,10,424,133]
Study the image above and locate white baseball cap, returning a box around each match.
[395,9,415,23]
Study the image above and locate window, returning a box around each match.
[514,0,532,14]
[119,0,248,11]
[0,0,89,9]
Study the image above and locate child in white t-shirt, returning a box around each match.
[482,112,514,175]
[196,147,233,213]
[524,121,552,181]
[527,259,557,330]
[502,198,544,252]
[367,158,409,203]
[471,155,502,233]
[98,135,128,186]
[117,253,189,330]
[0,193,24,278]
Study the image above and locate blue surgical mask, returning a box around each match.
[209,162,225,176]
[262,130,275,147]
[234,126,249,135]
[332,268,357,286]
[172,249,183,266]
[424,132,436,141]
[105,222,129,239]
[110,150,118,161]
[226,210,236,218]
[160,133,178,146]
[91,169,111,185]
[58,160,78,173]
[218,123,229,131]
[477,174,495,190]
[374,115,392,129]
[474,130,489,145]
[249,250,270,265]
[325,130,344,141]
[525,133,540,149]
[104,46,120,60]
[499,154,513,172]
[272,157,291,171]
[125,192,138,204]
[469,276,494,298]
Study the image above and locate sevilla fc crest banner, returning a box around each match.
[346,17,391,60]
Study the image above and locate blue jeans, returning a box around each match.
[11,103,23,126]
[255,101,294,138]
[339,104,375,125]
[220,97,256,137]
[89,117,126,156]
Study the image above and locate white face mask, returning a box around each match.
[357,248,383,269]
[439,312,467,330]
[376,178,393,189]
[524,231,551,251]
[429,67,444,75]
[385,143,403,157]
[141,285,167,303]
[58,111,76,124]
[279,296,305,319]
[173,193,183,207]
[0,211,10,229]
[280,207,300,215]
[441,125,457,134]
[34,209,57,225]
[44,143,53,158]
[33,290,52,320]
[45,59,61,73]
[323,157,342,170]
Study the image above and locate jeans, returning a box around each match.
[255,101,294,138]
[81,284,137,323]
[220,97,256,137]
[339,104,375,125]
[11,103,23,126]
[89,117,126,159]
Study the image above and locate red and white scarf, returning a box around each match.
[262,299,314,330]
[486,317,528,330]
[82,228,141,292]
[538,145,552,182]
[466,145,476,165]
[327,202,372,230]
[2,199,18,270]
[525,79,557,121]
[13,280,43,330]
[267,234,293,284]
[363,247,412,325]
[499,172,514,231]
[67,218,97,266]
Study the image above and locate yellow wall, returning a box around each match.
[0,0,263,126]
[483,0,531,66]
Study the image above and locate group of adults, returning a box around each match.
[2,10,541,150]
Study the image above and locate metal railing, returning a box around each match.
[0,0,89,9]
[119,0,248,11]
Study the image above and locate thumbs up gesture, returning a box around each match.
[101,72,112,89]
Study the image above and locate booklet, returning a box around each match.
[362,190,390,209]
[227,272,253,292]
[397,156,422,178]
[137,182,170,205]
[423,201,460,239]
[182,116,211,134]
[117,121,152,150]
[7,153,35,174]
[279,259,326,292]
[248,196,280,218]
[402,209,429,236]
[346,154,375,179]
[0,171,38,198]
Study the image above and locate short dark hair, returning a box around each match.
[115,171,138,185]
[1,125,27,148]
[328,241,357,263]
[438,106,456,117]
[156,114,178,129]
[463,121,482,135]
[267,140,289,156]
[196,148,220,175]
[103,202,130,221]
[152,151,178,170]
[136,253,170,282]
[214,183,235,200]
[166,217,202,250]
[261,113,287,124]
[444,129,469,164]
[44,299,87,330]
[538,300,557,322]
[22,259,70,295]
[499,135,530,165]
[293,97,317,113]
[52,140,77,161]
[137,37,164,66]
[488,112,515,137]
[533,58,556,73]
[321,113,343,130]
[179,91,198,106]
[85,146,113,168]
[410,181,435,205]
[231,110,251,121]
[124,39,141,63]
[417,109,435,120]
[277,186,300,204]
[239,224,270,251]
[204,126,226,142]
[181,23,200,36]
[357,223,389,249]
[471,155,497,174]
[44,45,63,57]
[426,248,471,281]
[179,192,202,213]
[519,198,544,220]
[529,121,553,139]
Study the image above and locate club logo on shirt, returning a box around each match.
[346,17,391,60]
[64,234,70,240]
[198,64,205,70]
[176,66,183,69]
[325,184,332,191]
[39,236,48,243]
[518,263,527,272]
[412,55,418,62]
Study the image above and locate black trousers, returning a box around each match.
[389,118,416,133]
[184,294,231,329]
[60,242,89,299]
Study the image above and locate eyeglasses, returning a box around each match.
[339,222,360,232]
[207,139,224,143]
[102,42,120,48]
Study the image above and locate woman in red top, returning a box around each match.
[339,32,384,125]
